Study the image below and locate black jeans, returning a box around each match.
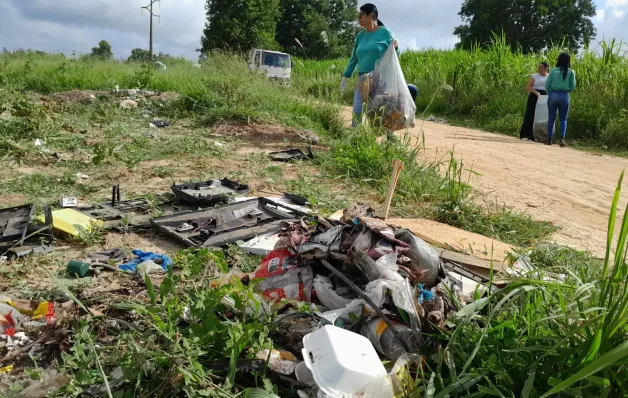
[520,90,547,140]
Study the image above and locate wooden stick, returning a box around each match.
[383,159,404,221]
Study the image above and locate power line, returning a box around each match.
[141,0,160,58]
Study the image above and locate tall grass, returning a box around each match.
[294,36,628,148]
[0,51,344,139]
[423,173,628,396]
[0,50,554,246]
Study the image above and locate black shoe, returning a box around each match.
[560,140,566,147]
[544,140,552,145]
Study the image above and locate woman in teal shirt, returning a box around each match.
[545,52,577,147]
[341,3,399,127]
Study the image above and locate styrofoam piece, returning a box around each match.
[238,233,281,256]
[302,325,386,398]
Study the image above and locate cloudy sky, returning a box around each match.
[0,0,626,59]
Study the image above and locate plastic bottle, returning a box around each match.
[362,318,422,360]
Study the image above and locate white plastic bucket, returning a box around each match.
[533,95,549,142]
[301,325,386,398]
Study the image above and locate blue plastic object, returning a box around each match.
[119,250,172,273]
[417,283,435,304]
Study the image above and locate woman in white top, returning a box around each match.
[520,62,549,141]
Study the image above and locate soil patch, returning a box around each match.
[212,122,313,147]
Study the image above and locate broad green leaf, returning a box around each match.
[242,388,280,398]
[522,367,536,398]
[455,297,489,318]
[477,385,503,397]
[584,375,610,386]
[434,372,487,398]
[145,273,156,305]
[426,372,436,398]
[583,329,602,363]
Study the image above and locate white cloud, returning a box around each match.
[606,0,627,7]
[1,0,206,58]
[0,0,627,59]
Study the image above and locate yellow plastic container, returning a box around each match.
[38,209,102,237]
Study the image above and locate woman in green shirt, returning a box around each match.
[341,4,399,127]
[545,52,577,147]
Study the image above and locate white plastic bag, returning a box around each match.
[533,95,549,142]
[365,45,416,132]
[313,275,353,310]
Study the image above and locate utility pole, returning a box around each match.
[141,0,160,58]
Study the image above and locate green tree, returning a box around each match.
[275,0,359,59]
[201,0,281,53]
[454,0,596,53]
[90,40,114,60]
[128,48,152,62]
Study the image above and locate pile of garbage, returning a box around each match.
[210,203,464,397]
[1,175,477,397]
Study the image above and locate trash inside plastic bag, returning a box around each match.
[364,45,416,132]
[394,229,441,287]
[533,95,549,142]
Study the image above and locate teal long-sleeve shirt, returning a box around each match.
[545,67,576,92]
[343,27,399,78]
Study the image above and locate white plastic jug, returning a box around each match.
[533,95,549,142]
[302,325,386,398]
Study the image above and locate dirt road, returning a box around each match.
[343,109,628,257]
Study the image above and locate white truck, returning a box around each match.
[248,49,292,85]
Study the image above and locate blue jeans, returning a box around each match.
[352,86,363,127]
[548,91,570,140]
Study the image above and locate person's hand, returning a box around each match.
[534,91,541,97]
[340,77,348,93]
[393,39,398,49]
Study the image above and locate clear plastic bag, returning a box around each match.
[533,95,549,142]
[364,45,416,132]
